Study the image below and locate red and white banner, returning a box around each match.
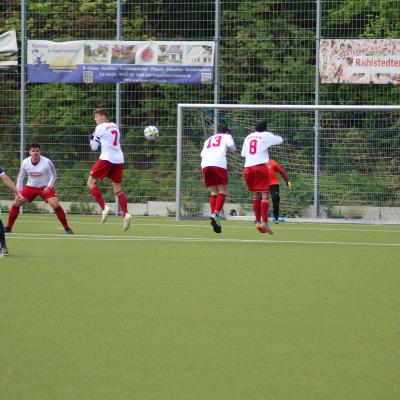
[320,39,400,84]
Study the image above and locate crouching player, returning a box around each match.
[0,167,18,255]
[5,143,73,234]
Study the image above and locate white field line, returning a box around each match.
[6,233,400,247]
[13,219,400,234]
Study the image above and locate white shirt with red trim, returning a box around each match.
[17,156,57,191]
[90,122,124,164]
[201,133,236,169]
[241,130,283,167]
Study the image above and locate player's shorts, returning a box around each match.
[244,164,270,192]
[202,166,228,187]
[90,160,123,183]
[20,186,57,202]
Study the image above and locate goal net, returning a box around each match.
[176,104,400,224]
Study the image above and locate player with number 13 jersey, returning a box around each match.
[200,124,236,234]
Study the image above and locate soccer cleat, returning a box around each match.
[123,213,132,232]
[261,222,273,235]
[273,218,279,224]
[256,222,267,233]
[1,246,9,256]
[256,221,273,234]
[210,212,222,234]
[4,227,11,233]
[101,205,111,224]
[65,228,74,235]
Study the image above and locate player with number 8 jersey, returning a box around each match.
[201,124,236,233]
[241,120,283,234]
[87,108,131,231]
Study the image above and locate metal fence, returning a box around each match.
[1,1,399,219]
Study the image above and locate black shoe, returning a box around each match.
[1,247,9,256]
[4,227,11,233]
[65,228,74,235]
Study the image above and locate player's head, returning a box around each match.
[217,124,229,134]
[93,108,109,124]
[28,143,41,160]
[255,120,268,132]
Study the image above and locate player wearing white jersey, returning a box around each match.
[5,144,73,234]
[241,120,283,234]
[0,167,18,255]
[200,124,236,233]
[87,108,131,231]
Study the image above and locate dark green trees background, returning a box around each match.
[1,0,399,213]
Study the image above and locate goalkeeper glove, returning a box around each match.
[88,134,94,141]
[286,181,292,189]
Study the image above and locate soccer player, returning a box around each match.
[0,168,18,255]
[87,107,131,231]
[241,120,283,234]
[5,144,74,234]
[267,159,292,223]
[201,124,236,233]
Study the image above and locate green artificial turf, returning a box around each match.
[0,215,399,400]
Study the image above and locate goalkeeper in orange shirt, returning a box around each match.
[267,159,291,223]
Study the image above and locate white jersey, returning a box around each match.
[241,130,283,167]
[17,156,57,191]
[90,122,124,164]
[201,133,236,169]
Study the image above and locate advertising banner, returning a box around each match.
[28,40,214,84]
[0,30,18,68]
[320,39,400,84]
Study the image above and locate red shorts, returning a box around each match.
[90,160,123,183]
[202,166,228,187]
[244,164,270,192]
[20,186,57,202]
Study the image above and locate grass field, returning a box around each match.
[1,214,399,400]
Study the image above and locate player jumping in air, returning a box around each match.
[201,124,236,233]
[241,120,283,234]
[87,108,131,231]
[0,167,18,255]
[5,144,74,234]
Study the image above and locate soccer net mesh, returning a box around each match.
[177,105,400,224]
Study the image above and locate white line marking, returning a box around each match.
[14,219,400,233]
[6,233,400,247]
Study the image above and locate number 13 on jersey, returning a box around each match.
[206,135,222,148]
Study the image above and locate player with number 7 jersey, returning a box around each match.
[241,120,283,234]
[87,108,131,231]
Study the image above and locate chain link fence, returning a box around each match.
[1,1,399,219]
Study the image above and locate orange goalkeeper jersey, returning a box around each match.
[267,159,288,185]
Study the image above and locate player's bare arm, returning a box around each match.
[0,174,18,195]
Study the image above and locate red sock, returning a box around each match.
[54,206,69,229]
[7,205,20,229]
[209,194,217,213]
[215,194,226,213]
[90,186,105,210]
[252,198,261,221]
[116,190,128,217]
[261,199,269,222]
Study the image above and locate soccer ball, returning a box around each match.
[144,125,159,140]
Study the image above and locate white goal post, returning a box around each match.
[176,104,400,223]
